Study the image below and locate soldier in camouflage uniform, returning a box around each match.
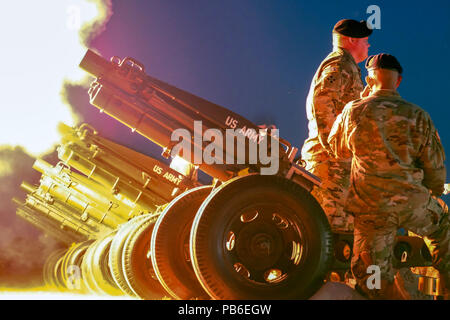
[328,53,449,299]
[301,19,372,232]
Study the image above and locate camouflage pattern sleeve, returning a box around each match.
[328,102,353,159]
[417,113,446,196]
[312,65,350,152]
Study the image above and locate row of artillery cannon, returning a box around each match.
[14,50,443,299]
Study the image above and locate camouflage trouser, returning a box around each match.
[351,196,450,299]
[306,158,353,232]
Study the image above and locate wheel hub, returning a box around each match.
[234,220,283,271]
[250,233,274,257]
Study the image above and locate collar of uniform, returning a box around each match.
[371,89,400,97]
[337,47,360,71]
[338,47,358,66]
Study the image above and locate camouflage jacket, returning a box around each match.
[328,89,446,214]
[301,47,364,164]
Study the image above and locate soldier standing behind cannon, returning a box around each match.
[328,53,449,299]
[301,19,372,232]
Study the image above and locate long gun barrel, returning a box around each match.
[20,179,116,234]
[19,182,100,237]
[79,49,297,182]
[16,181,111,240]
[33,159,131,228]
[15,122,203,247]
[57,123,197,209]
[14,197,88,245]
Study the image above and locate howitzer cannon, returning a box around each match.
[14,196,88,246]
[15,123,199,297]
[32,159,129,230]
[17,123,200,242]
[79,49,442,300]
[16,180,110,239]
[56,123,199,211]
[79,49,333,300]
[79,50,318,188]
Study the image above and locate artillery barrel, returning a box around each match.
[15,200,87,245]
[33,159,140,223]
[79,50,291,181]
[57,123,194,209]
[19,182,107,238]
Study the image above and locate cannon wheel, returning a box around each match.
[43,248,67,289]
[81,240,101,294]
[90,232,124,296]
[53,254,68,290]
[60,244,77,289]
[122,213,167,299]
[81,232,123,296]
[190,175,334,300]
[109,215,150,296]
[61,240,94,291]
[150,186,213,300]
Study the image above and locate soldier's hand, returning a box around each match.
[360,85,371,98]
[444,183,449,195]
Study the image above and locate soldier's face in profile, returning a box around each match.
[353,37,370,63]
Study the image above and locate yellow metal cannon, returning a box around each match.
[15,123,200,297]
[57,123,199,212]
[14,194,88,246]
[33,160,128,229]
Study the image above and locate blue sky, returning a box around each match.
[87,0,450,198]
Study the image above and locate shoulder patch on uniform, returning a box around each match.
[322,65,339,74]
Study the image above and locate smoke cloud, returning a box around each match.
[0,0,114,288]
[0,147,62,287]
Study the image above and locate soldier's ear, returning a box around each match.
[347,37,357,47]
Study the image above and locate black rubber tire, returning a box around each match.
[109,215,151,296]
[151,186,213,300]
[43,248,67,289]
[190,174,334,300]
[122,213,167,299]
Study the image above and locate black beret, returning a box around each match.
[365,53,403,74]
[333,19,373,38]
